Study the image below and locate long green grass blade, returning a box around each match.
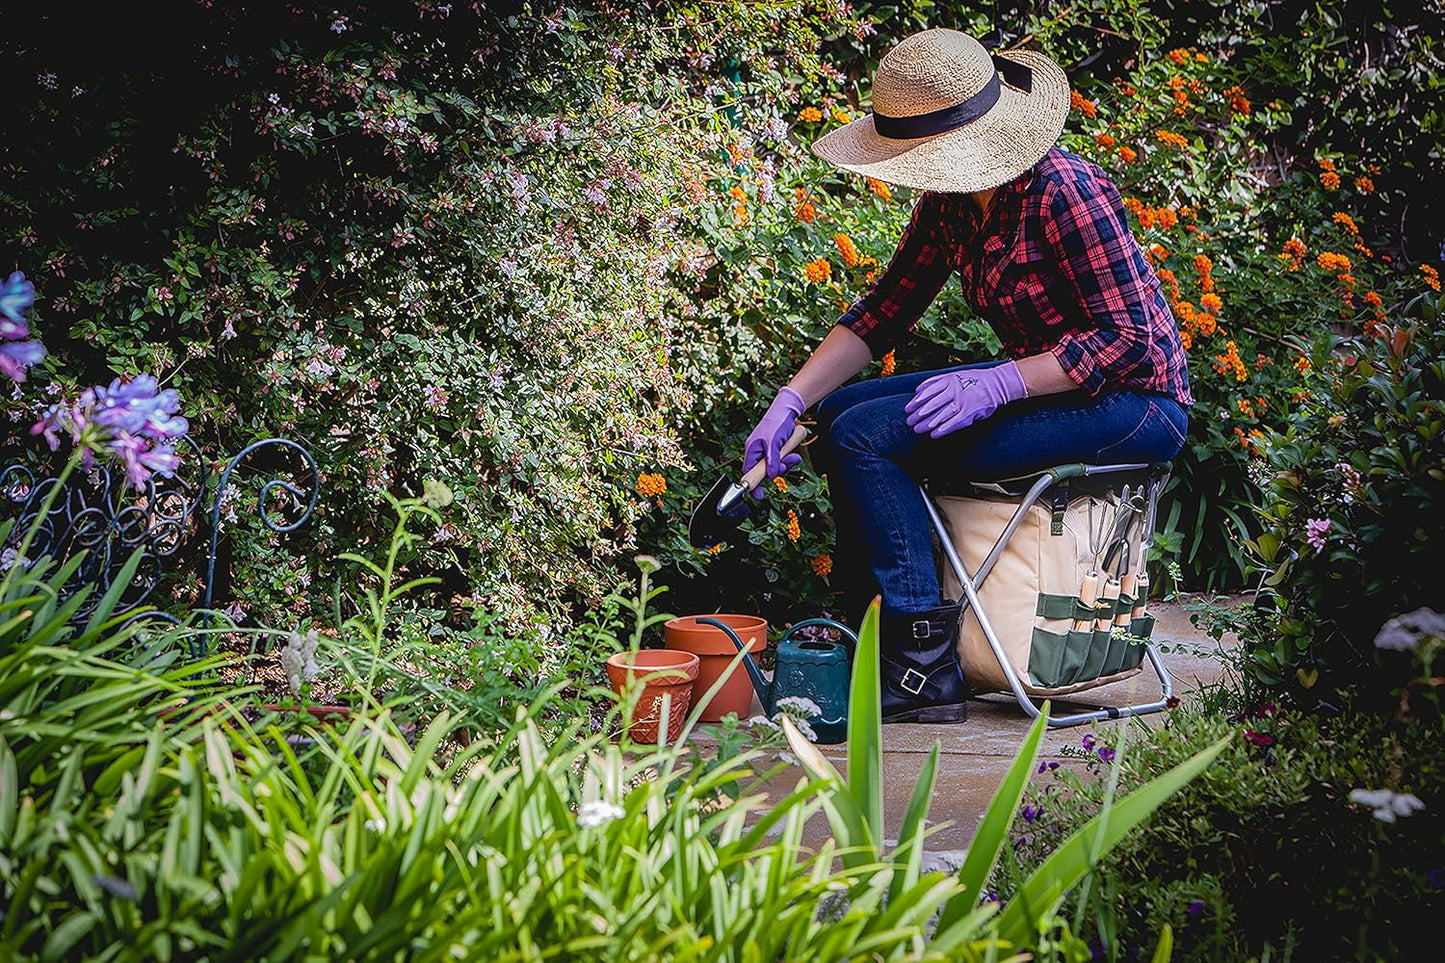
[995,733,1232,944]
[936,702,1050,932]
[889,740,939,905]
[848,597,883,849]
[1151,922,1174,962]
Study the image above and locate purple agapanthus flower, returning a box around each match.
[1098,747,1117,764]
[30,373,188,487]
[1,271,47,382]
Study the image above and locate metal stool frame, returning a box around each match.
[919,462,1174,728]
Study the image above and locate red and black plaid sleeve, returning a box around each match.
[837,192,955,357]
[1042,173,1192,402]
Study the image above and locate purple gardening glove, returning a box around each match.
[742,386,806,499]
[904,362,1028,439]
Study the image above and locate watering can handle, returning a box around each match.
[695,617,748,649]
[778,618,860,663]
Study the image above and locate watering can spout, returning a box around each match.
[696,617,771,712]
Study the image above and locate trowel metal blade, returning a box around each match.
[687,474,754,549]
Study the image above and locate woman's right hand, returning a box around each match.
[742,386,806,498]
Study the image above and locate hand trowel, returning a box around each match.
[688,424,809,549]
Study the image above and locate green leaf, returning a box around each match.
[936,703,1049,933]
[848,596,883,849]
[889,740,939,905]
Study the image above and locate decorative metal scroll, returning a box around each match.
[1,437,318,653]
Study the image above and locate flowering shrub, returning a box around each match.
[4,2,1442,689]
[1240,292,1443,696]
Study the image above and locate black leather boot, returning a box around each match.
[879,604,968,724]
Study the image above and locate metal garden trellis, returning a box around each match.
[0,437,319,656]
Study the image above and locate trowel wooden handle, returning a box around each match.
[739,424,810,490]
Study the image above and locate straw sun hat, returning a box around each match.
[812,28,1071,193]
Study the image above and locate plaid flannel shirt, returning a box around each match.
[839,148,1193,406]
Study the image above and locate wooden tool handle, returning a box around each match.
[1115,573,1138,627]
[738,424,809,490]
[1095,577,1121,633]
[1072,571,1100,631]
[1132,575,1150,619]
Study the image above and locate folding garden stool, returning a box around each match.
[919,462,1175,728]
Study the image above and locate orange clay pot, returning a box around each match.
[605,649,700,743]
[663,614,768,722]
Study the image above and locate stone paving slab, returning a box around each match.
[720,595,1242,853]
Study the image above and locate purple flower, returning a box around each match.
[1244,729,1274,746]
[1021,804,1040,824]
[1188,899,1204,917]
[1098,747,1117,764]
[1305,517,1330,552]
[0,272,47,382]
[1081,733,1096,751]
[29,373,189,487]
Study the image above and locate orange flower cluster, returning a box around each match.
[1156,130,1188,149]
[1317,252,1352,273]
[1156,268,1181,300]
[1201,292,1223,314]
[1167,75,1189,115]
[1136,205,1178,231]
[1355,175,1375,194]
[794,187,817,224]
[803,257,831,283]
[1168,48,1191,65]
[1321,167,1340,190]
[1213,340,1248,382]
[1070,90,1097,119]
[1146,243,1169,265]
[1423,264,1441,292]
[1223,85,1251,115]
[834,233,860,268]
[1233,426,1267,455]
[831,107,852,124]
[636,472,666,498]
[1280,237,1307,271]
[1293,355,1311,374]
[786,509,801,542]
[867,177,892,201]
[1332,212,1359,235]
[1178,328,1193,351]
[1094,132,1116,149]
[812,553,833,577]
[729,185,749,226]
[1195,253,1216,294]
[773,476,788,493]
[708,543,723,555]
[798,106,823,123]
[880,349,896,377]
[1363,291,1383,308]
[1118,145,1137,164]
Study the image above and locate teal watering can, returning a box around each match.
[697,617,857,744]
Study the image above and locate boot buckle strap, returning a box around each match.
[900,668,928,695]
[911,619,933,640]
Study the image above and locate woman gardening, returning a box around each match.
[743,29,1192,724]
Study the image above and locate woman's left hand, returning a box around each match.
[904,361,1027,438]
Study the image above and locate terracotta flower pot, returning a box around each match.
[664,614,768,722]
[606,649,700,743]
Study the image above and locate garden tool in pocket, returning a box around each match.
[687,425,809,549]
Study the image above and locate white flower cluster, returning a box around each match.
[278,629,320,697]
[1348,788,1426,823]
[576,800,625,829]
[1373,607,1445,652]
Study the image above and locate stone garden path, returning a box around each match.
[721,595,1243,862]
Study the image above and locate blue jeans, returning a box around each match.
[814,362,1189,619]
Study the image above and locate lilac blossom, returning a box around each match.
[1305,517,1331,552]
[1,272,47,382]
